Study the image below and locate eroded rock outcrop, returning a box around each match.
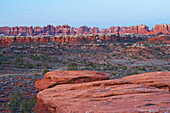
[1,24,170,36]
[35,71,170,113]
[154,24,170,35]
[35,71,110,90]
[0,34,149,46]
[1,24,170,46]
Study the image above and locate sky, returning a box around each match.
[0,0,170,29]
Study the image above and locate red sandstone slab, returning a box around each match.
[122,72,170,91]
[37,79,170,113]
[35,71,110,90]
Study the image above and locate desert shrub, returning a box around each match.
[156,68,162,71]
[6,60,10,64]
[34,73,39,76]
[36,63,42,67]
[24,61,34,69]
[67,63,78,70]
[105,64,114,70]
[15,62,22,68]
[140,67,147,71]
[29,53,49,62]
[8,75,13,78]
[14,55,24,65]
[137,67,147,71]
[14,55,24,68]
[122,66,127,70]
[106,56,110,59]
[7,90,36,113]
[163,67,169,71]
[42,68,49,75]
[0,57,3,65]
[84,62,97,70]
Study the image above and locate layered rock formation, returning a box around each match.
[0,34,150,46]
[1,24,170,46]
[122,72,170,91]
[35,71,110,90]
[35,71,170,113]
[0,24,170,36]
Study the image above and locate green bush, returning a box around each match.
[29,53,49,62]
[0,57,3,65]
[7,90,36,113]
[84,62,97,70]
[14,55,24,68]
[36,63,42,67]
[8,75,13,78]
[34,73,40,76]
[24,61,34,69]
[105,64,114,70]
[42,68,49,75]
[122,66,127,70]
[15,62,22,68]
[67,63,78,70]
[141,67,147,71]
[14,55,24,65]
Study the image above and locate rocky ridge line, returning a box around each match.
[0,24,170,36]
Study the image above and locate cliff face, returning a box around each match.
[0,34,148,46]
[0,24,170,36]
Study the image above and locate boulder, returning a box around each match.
[35,71,110,90]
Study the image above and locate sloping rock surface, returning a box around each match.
[122,71,170,91]
[37,79,170,113]
[35,71,170,113]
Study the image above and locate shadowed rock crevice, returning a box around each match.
[157,85,169,91]
[66,76,91,83]
[47,83,59,89]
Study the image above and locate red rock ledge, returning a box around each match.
[35,71,170,113]
[35,71,110,90]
